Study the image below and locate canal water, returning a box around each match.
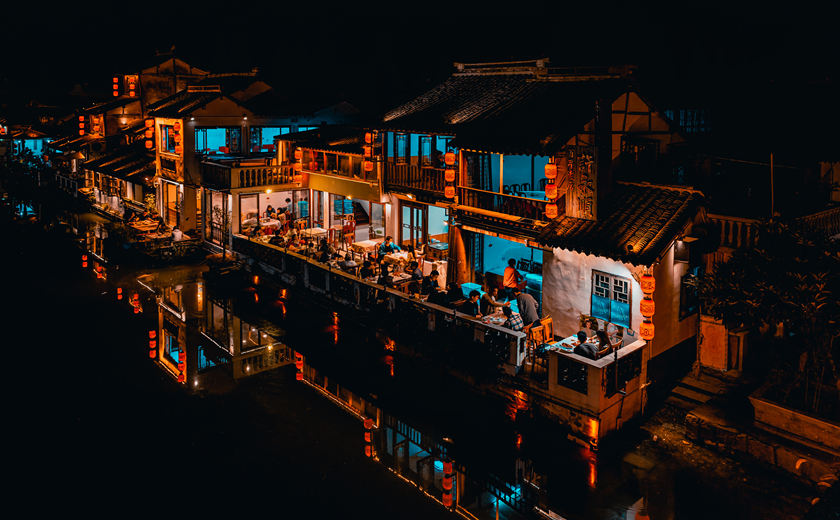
[1,179,815,519]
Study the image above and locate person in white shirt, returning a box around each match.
[171,227,184,241]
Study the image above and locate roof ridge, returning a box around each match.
[617,180,704,196]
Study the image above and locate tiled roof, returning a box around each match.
[83,144,154,184]
[381,70,625,155]
[147,90,224,118]
[279,126,365,155]
[49,134,97,152]
[80,97,137,115]
[535,182,703,265]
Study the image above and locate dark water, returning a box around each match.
[1,178,816,519]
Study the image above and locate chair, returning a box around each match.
[343,232,354,250]
[527,325,546,366]
[539,317,553,343]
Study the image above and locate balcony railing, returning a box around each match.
[384,162,446,195]
[707,213,759,249]
[798,206,840,237]
[458,187,548,220]
[201,161,297,190]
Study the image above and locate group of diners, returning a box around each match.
[126,209,190,242]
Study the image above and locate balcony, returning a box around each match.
[706,213,759,250]
[384,162,446,198]
[201,160,297,191]
[457,186,548,220]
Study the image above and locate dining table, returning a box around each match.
[129,220,159,233]
[382,251,413,268]
[301,227,328,239]
[480,309,507,326]
[351,239,379,255]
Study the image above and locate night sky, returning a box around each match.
[2,4,837,118]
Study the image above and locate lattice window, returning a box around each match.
[591,270,632,328]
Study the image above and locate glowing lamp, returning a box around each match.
[364,432,371,442]
[148,329,155,339]
[444,169,456,182]
[640,297,655,318]
[364,132,373,144]
[78,122,85,129]
[364,445,372,457]
[544,162,557,179]
[79,116,85,122]
[444,186,455,199]
[149,340,157,349]
[545,183,557,199]
[443,462,453,474]
[442,477,453,490]
[145,141,154,150]
[294,148,302,160]
[364,418,373,430]
[133,307,140,314]
[177,373,185,383]
[640,273,655,293]
[144,119,154,128]
[173,122,181,132]
[444,151,456,166]
[81,261,88,267]
[113,77,119,84]
[545,203,558,219]
[144,129,154,139]
[174,145,183,154]
[363,145,372,157]
[294,162,302,172]
[293,174,302,183]
[295,360,304,370]
[112,90,119,97]
[148,350,156,359]
[363,160,373,172]
[174,134,182,143]
[295,372,303,381]
[129,91,136,97]
[78,130,85,136]
[442,494,453,507]
[639,320,655,341]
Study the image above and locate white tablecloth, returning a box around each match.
[301,227,327,238]
[422,260,447,283]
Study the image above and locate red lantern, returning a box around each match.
[113,77,119,84]
[78,122,85,129]
[133,307,140,314]
[444,169,456,182]
[78,116,85,122]
[174,145,182,154]
[444,186,456,199]
[545,203,558,219]
[173,121,181,132]
[364,445,372,457]
[177,373,185,383]
[174,134,182,143]
[81,261,88,267]
[363,160,373,172]
[295,360,304,370]
[129,91,136,97]
[640,297,655,318]
[295,372,303,381]
[145,141,154,150]
[148,350,157,359]
[78,130,85,136]
[364,132,373,144]
[444,152,456,166]
[112,90,119,97]
[545,183,557,199]
[144,129,154,139]
[149,340,157,349]
[148,329,155,339]
[144,119,154,128]
[293,174,302,184]
[442,477,453,490]
[294,148,302,160]
[640,273,655,293]
[294,162,302,172]
[364,418,373,430]
[363,145,372,157]
[364,432,371,442]
[639,320,655,340]
[442,494,453,507]
[544,162,557,179]
[443,462,453,474]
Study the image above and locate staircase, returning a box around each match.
[666,371,736,410]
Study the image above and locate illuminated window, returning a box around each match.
[591,271,631,328]
[160,125,176,153]
[395,133,408,164]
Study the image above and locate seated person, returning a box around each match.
[480,286,508,316]
[596,330,613,355]
[513,287,541,328]
[359,260,375,279]
[327,253,341,268]
[378,235,401,255]
[340,253,358,272]
[264,204,275,218]
[446,281,464,303]
[406,281,421,298]
[409,261,423,281]
[502,306,524,332]
[377,265,394,287]
[573,331,599,360]
[420,270,441,295]
[582,317,599,339]
[171,226,184,241]
[268,234,284,246]
[457,290,482,317]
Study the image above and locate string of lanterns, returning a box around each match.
[363,131,375,176]
[444,151,456,199]
[177,345,186,383]
[112,76,120,97]
[639,269,655,341]
[442,461,454,507]
[144,119,155,150]
[293,146,303,183]
[295,351,304,381]
[363,417,373,458]
[173,121,182,155]
[78,115,85,136]
[149,330,157,359]
[127,76,137,98]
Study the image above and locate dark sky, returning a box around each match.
[1,3,837,115]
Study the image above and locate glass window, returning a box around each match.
[395,133,408,164]
[369,202,385,239]
[420,135,432,166]
[240,194,259,233]
[241,321,262,352]
[311,190,325,228]
[160,125,176,153]
[591,271,631,328]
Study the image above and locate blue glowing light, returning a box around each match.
[434,461,444,472]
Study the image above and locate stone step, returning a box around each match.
[678,375,728,396]
[665,395,696,410]
[671,385,712,405]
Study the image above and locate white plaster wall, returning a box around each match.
[651,243,697,357]
[542,248,643,343]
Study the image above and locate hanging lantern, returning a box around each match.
[445,186,456,199]
[78,122,85,129]
[442,494,453,508]
[145,140,154,150]
[640,273,655,293]
[92,125,100,133]
[173,121,181,132]
[445,169,456,182]
[78,116,85,122]
[545,203,558,219]
[640,297,655,318]
[545,183,557,199]
[639,320,655,340]
[144,119,154,128]
[113,77,119,84]
[293,173,302,184]
[363,145,371,157]
[294,162,302,172]
[363,160,373,172]
[149,330,156,339]
[442,477,453,490]
[174,134,182,144]
[78,130,85,136]
[544,162,557,179]
[174,145,183,154]
[144,129,154,139]
[364,132,373,144]
[444,151,456,166]
[294,148,302,160]
[443,462,453,474]
[296,371,303,381]
[364,445,372,457]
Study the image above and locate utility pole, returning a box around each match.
[770,152,775,220]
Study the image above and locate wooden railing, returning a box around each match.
[707,213,759,249]
[201,161,297,190]
[384,162,446,194]
[797,206,840,237]
[458,187,547,220]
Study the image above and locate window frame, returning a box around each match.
[590,270,632,329]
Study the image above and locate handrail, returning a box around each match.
[384,162,446,194]
[458,186,547,220]
[200,161,297,189]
